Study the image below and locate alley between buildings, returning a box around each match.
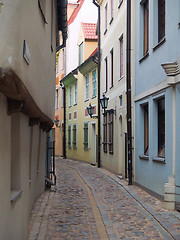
[27,158,180,240]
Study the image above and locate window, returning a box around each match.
[119,95,122,107]
[56,53,59,74]
[105,4,108,33]
[74,82,77,105]
[61,87,64,108]
[103,113,108,153]
[110,49,114,88]
[110,0,114,22]
[157,98,165,158]
[51,0,54,51]
[11,114,21,200]
[79,42,83,65]
[120,37,123,78]
[55,88,59,110]
[92,69,97,97]
[85,74,89,100]
[68,125,71,148]
[73,124,77,149]
[108,113,113,154]
[143,0,149,55]
[83,122,89,150]
[158,0,165,42]
[69,86,72,107]
[38,0,47,23]
[143,103,149,155]
[105,57,108,92]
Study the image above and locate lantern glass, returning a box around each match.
[100,94,109,110]
[87,104,94,116]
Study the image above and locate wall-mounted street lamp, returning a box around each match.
[87,93,116,118]
[87,103,98,119]
[54,118,60,127]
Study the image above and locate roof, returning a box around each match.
[81,22,98,40]
[68,0,85,25]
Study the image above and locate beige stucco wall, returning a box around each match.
[0,1,58,239]
[99,0,128,176]
[0,93,46,240]
[0,0,56,120]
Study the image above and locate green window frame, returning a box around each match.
[83,123,89,150]
[73,124,77,149]
[68,125,71,148]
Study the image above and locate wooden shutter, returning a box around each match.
[103,113,107,153]
[73,125,77,149]
[84,123,88,150]
[108,113,113,154]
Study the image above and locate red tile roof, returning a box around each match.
[68,0,85,25]
[81,22,98,40]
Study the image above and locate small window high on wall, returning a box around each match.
[143,0,149,55]
[158,0,165,42]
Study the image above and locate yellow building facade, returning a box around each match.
[62,22,98,164]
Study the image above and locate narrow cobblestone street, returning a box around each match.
[27,158,180,240]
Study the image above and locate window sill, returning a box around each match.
[104,29,107,35]
[152,156,166,164]
[139,52,149,63]
[118,76,124,82]
[139,154,149,161]
[69,106,72,108]
[84,148,89,151]
[109,151,114,155]
[153,37,166,52]
[109,18,114,25]
[179,23,180,28]
[73,146,77,149]
[73,103,77,106]
[91,95,97,99]
[110,85,114,89]
[118,0,123,9]
[84,99,89,102]
[11,190,23,203]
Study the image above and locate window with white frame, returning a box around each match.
[142,0,149,55]
[153,0,165,47]
[110,48,114,88]
[85,74,89,100]
[55,88,59,110]
[92,69,97,98]
[143,103,149,155]
[119,36,123,78]
[105,57,108,92]
[110,0,114,22]
[105,3,108,33]
[108,112,113,154]
[69,86,72,107]
[157,98,165,158]
[74,82,77,105]
[79,42,83,65]
[61,87,64,108]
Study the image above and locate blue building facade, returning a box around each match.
[135,0,180,209]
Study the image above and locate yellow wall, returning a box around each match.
[66,68,98,164]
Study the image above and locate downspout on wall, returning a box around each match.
[126,0,133,185]
[93,0,101,168]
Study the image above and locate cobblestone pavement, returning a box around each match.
[27,158,180,240]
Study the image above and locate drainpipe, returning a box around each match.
[60,84,66,159]
[93,0,101,168]
[126,0,133,185]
